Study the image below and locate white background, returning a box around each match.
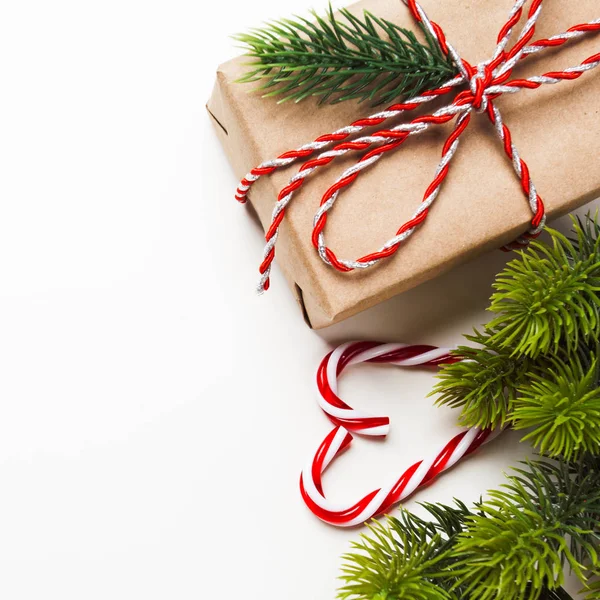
[0,0,595,598]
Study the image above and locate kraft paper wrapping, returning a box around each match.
[207,0,600,328]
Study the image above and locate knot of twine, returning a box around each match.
[235,0,600,294]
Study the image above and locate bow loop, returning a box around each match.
[235,0,600,294]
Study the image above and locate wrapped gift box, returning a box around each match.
[207,0,600,328]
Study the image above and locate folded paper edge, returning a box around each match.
[206,77,338,329]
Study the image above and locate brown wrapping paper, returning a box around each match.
[207,0,600,329]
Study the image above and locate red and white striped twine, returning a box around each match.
[300,341,498,527]
[235,0,600,293]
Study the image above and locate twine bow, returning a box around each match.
[235,0,600,293]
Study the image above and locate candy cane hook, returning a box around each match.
[301,341,498,527]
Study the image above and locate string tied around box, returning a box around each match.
[234,0,600,293]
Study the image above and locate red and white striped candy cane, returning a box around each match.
[301,341,497,527]
[316,341,457,436]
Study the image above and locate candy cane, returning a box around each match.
[301,341,497,527]
[316,341,457,436]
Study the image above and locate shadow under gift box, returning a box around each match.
[207,0,600,329]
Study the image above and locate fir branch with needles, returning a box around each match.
[234,4,457,105]
[450,457,600,599]
[433,214,600,461]
[512,351,600,460]
[339,457,600,600]
[338,214,600,599]
[487,227,600,359]
[431,329,531,431]
[338,500,472,600]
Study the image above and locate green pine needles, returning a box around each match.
[235,5,457,105]
[453,457,600,599]
[434,214,600,460]
[339,501,470,600]
[514,354,600,460]
[433,330,530,430]
[487,227,600,358]
[340,457,600,600]
[339,214,600,600]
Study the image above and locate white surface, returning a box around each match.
[0,1,594,598]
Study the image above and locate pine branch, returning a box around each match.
[487,224,600,359]
[432,215,600,458]
[338,501,470,600]
[432,329,530,430]
[337,465,591,600]
[570,211,600,260]
[452,457,600,598]
[583,576,600,600]
[339,215,600,599]
[512,351,600,460]
[234,4,457,105]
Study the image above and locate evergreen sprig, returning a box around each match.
[431,330,529,430]
[570,214,600,259]
[513,354,600,460]
[338,501,470,600]
[338,216,600,599]
[452,457,600,599]
[339,457,600,600]
[235,5,457,105]
[433,215,600,460]
[488,228,600,359]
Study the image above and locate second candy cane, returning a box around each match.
[301,342,497,527]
